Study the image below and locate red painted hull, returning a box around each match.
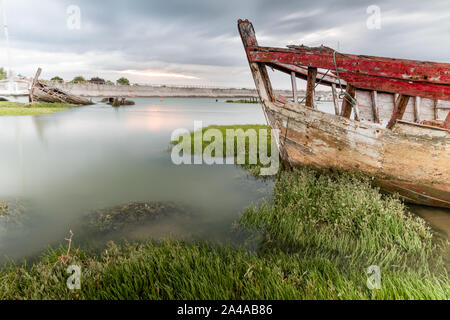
[376,180,450,208]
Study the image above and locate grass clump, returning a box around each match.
[0,168,448,300]
[170,124,276,175]
[239,168,449,298]
[0,101,74,116]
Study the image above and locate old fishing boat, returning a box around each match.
[29,68,92,105]
[238,19,450,208]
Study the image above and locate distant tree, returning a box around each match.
[0,67,7,80]
[51,76,63,82]
[116,77,130,86]
[105,80,115,85]
[88,77,106,85]
[71,76,86,83]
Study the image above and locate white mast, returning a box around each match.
[1,0,12,79]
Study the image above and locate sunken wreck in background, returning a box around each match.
[29,68,92,105]
[238,19,450,208]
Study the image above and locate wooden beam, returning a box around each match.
[444,111,450,129]
[414,96,421,122]
[331,84,340,115]
[387,94,410,129]
[269,62,346,88]
[414,97,422,122]
[290,71,298,103]
[238,20,274,103]
[29,67,42,103]
[341,84,355,118]
[247,45,450,101]
[370,90,380,123]
[434,100,439,120]
[306,67,317,108]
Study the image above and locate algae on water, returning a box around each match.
[84,201,193,233]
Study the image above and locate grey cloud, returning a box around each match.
[2,0,449,86]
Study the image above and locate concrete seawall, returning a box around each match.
[49,82,294,98]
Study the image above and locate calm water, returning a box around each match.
[0,98,274,263]
[0,98,447,264]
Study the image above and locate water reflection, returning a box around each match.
[0,98,273,263]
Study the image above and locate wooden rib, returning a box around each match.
[306,67,317,108]
[29,68,42,103]
[269,62,346,87]
[370,90,380,123]
[414,96,421,123]
[444,111,450,129]
[341,84,355,118]
[290,71,298,103]
[238,20,274,103]
[434,100,439,120]
[387,94,411,129]
[331,84,340,115]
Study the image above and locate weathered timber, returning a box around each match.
[238,19,450,208]
[370,90,380,123]
[269,62,346,88]
[414,96,421,123]
[434,100,439,120]
[331,84,340,115]
[238,20,274,103]
[306,67,317,108]
[387,94,411,129]
[341,84,355,118]
[444,111,450,129]
[290,71,298,103]
[265,100,450,208]
[246,45,450,101]
[29,68,92,105]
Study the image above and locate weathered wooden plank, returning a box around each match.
[341,84,355,118]
[387,94,411,129]
[333,72,450,102]
[263,99,450,207]
[370,90,380,123]
[248,45,450,85]
[238,20,274,103]
[434,100,439,120]
[306,67,317,108]
[290,71,298,103]
[29,67,42,103]
[331,84,340,115]
[414,96,421,123]
[444,111,450,129]
[269,62,346,87]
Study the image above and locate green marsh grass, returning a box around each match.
[170,124,274,175]
[0,101,74,116]
[0,168,448,299]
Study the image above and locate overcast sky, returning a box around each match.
[1,0,449,89]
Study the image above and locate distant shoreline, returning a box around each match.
[47,82,292,98]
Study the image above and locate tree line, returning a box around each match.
[51,76,130,85]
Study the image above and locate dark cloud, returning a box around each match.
[1,0,449,86]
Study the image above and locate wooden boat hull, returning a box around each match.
[238,19,450,208]
[264,101,450,208]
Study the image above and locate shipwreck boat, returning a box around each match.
[29,68,92,105]
[238,19,450,208]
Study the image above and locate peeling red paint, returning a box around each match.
[246,46,450,101]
